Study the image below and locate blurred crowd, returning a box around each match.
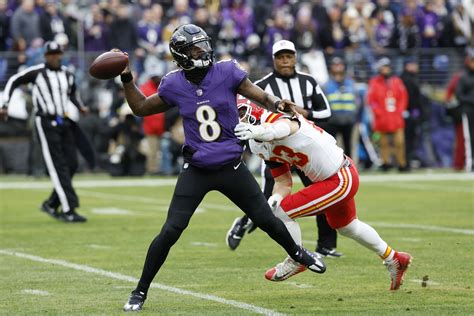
[0,0,473,176]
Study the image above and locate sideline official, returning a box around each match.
[0,41,89,222]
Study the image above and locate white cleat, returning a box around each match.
[265,257,307,281]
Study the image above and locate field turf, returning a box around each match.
[0,172,473,315]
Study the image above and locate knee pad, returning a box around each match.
[160,222,185,245]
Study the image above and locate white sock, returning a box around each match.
[273,205,302,246]
[337,219,393,259]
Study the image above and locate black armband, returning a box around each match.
[120,72,133,83]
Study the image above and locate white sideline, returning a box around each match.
[0,172,472,190]
[366,222,474,235]
[0,249,285,316]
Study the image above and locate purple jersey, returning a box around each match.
[158,60,247,169]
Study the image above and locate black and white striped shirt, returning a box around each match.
[2,63,83,117]
[255,71,331,121]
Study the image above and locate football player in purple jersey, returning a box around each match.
[117,24,326,312]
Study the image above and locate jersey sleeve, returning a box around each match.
[157,74,174,107]
[3,66,40,106]
[230,59,248,91]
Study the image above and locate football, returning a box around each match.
[89,51,128,80]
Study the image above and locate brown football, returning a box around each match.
[89,51,128,80]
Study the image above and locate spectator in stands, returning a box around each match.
[455,48,474,172]
[323,56,359,157]
[39,1,71,45]
[221,0,254,41]
[193,6,219,47]
[137,7,163,56]
[367,57,409,172]
[166,0,192,26]
[84,4,109,52]
[390,8,420,54]
[263,8,293,60]
[10,0,41,48]
[326,5,349,52]
[291,3,319,52]
[400,58,423,169]
[450,2,472,50]
[416,0,441,48]
[369,7,395,55]
[108,4,138,54]
[0,0,9,52]
[139,60,167,175]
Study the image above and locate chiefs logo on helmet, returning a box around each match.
[236,95,264,125]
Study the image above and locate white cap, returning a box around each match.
[272,40,296,56]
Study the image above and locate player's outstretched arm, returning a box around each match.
[122,82,170,116]
[114,49,170,116]
[237,78,297,113]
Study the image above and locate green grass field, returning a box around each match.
[1,172,473,315]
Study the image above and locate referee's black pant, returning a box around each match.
[35,116,79,212]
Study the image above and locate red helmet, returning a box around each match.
[236,95,264,125]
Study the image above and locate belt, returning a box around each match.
[340,155,352,169]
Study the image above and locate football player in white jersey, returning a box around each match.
[235,99,412,290]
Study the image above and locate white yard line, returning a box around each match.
[22,289,50,296]
[0,249,285,316]
[367,222,474,235]
[1,172,472,190]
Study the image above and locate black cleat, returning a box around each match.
[293,246,326,274]
[40,201,60,219]
[316,247,343,258]
[226,217,254,250]
[123,290,146,312]
[60,210,87,223]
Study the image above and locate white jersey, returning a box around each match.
[249,112,344,182]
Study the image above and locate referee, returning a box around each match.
[0,41,88,222]
[227,40,342,258]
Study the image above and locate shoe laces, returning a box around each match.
[384,257,400,280]
[275,257,301,276]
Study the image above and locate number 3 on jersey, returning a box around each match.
[196,105,221,142]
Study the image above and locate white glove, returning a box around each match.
[268,194,283,212]
[234,122,264,140]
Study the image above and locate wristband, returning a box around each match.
[273,100,281,112]
[120,72,133,83]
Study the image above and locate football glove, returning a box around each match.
[234,122,291,141]
[268,194,283,212]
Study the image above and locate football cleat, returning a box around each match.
[384,251,412,290]
[226,217,254,250]
[123,290,146,312]
[265,256,307,281]
[40,201,60,219]
[293,247,326,274]
[60,210,87,223]
[316,247,343,258]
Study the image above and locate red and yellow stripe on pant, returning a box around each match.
[280,158,360,229]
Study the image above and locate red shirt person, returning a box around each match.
[367,58,409,171]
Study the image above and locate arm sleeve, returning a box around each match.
[265,160,291,178]
[3,66,39,107]
[69,75,85,109]
[308,80,331,120]
[231,59,248,91]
